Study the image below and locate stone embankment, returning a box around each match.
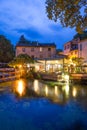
[70,73,87,84]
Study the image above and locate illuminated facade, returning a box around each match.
[16,35,56,59]
[63,38,87,62]
[78,39,87,61]
[63,39,79,58]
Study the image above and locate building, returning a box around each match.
[15,35,68,72]
[63,39,79,59]
[63,31,87,61]
[16,35,56,59]
[78,39,87,61]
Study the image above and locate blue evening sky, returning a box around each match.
[0,0,76,49]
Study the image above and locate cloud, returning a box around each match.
[0,0,76,48]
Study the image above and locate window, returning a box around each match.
[64,46,66,50]
[22,48,25,52]
[80,44,82,51]
[31,55,34,59]
[48,48,51,51]
[48,54,51,58]
[40,47,43,52]
[71,52,73,55]
[40,55,43,58]
[31,48,34,51]
[67,45,69,49]
[75,51,77,54]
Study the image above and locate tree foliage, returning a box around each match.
[72,57,84,66]
[9,54,34,67]
[46,0,87,33]
[74,31,87,40]
[0,35,15,63]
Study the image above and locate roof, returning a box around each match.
[16,35,56,47]
[35,55,67,61]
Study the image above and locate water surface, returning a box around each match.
[0,79,87,130]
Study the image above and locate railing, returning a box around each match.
[0,71,20,83]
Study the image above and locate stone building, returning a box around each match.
[63,31,87,61]
[15,35,68,72]
[16,35,56,59]
[63,39,79,58]
[78,39,87,61]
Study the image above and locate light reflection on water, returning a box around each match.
[34,80,39,93]
[72,87,77,97]
[54,86,58,96]
[0,79,87,130]
[13,79,26,97]
[10,79,87,106]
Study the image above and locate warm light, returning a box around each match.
[16,80,25,96]
[64,75,69,80]
[58,64,61,68]
[47,64,50,70]
[73,88,77,97]
[34,80,39,93]
[27,64,30,67]
[64,74,69,84]
[19,65,22,68]
[55,86,58,96]
[73,64,76,66]
[63,84,69,96]
[35,65,39,71]
[45,86,48,96]
[55,60,58,64]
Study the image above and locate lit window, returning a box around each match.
[40,47,42,52]
[22,48,25,52]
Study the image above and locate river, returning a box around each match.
[0,79,87,130]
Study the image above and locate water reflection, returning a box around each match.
[13,79,26,97]
[54,86,58,96]
[34,80,39,94]
[45,85,48,96]
[10,79,87,107]
[72,87,77,97]
[1,80,87,130]
[65,84,69,97]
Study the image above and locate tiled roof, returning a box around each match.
[16,35,56,47]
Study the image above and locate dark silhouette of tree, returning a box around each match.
[9,54,34,67]
[74,31,87,40]
[46,0,87,33]
[0,35,15,63]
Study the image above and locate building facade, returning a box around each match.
[63,38,87,61]
[16,35,56,59]
[78,39,87,61]
[63,39,79,59]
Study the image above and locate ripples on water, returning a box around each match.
[0,79,87,130]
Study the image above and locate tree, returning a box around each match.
[71,57,84,73]
[9,54,35,78]
[74,31,87,40]
[72,57,84,66]
[0,35,15,63]
[46,0,87,33]
[9,54,34,67]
